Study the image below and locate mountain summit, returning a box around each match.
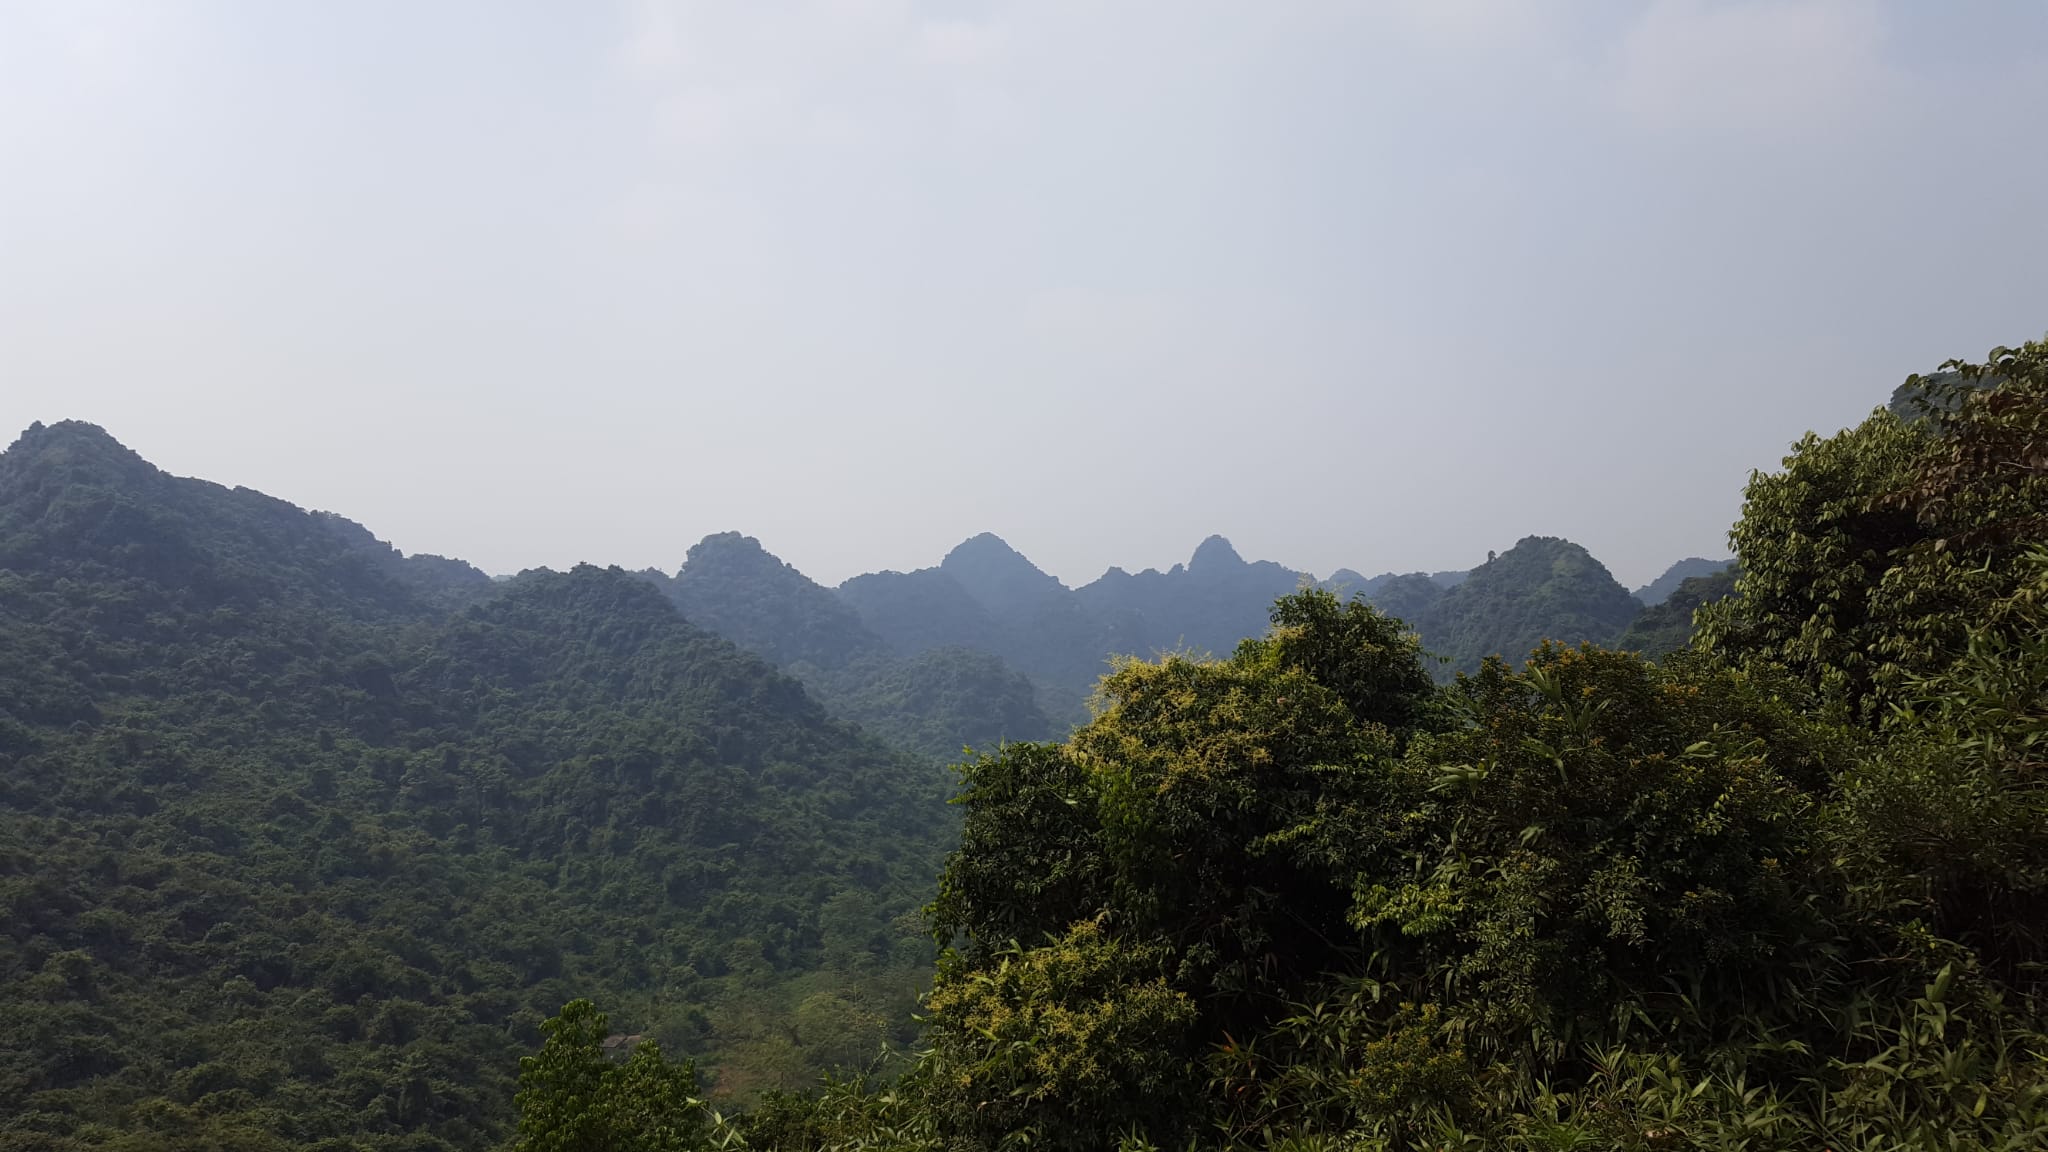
[1188,534,1247,571]
[939,532,1068,616]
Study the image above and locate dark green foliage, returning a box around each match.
[1702,338,2048,717]
[1362,571,1445,629]
[1613,564,1738,658]
[514,1001,708,1152]
[1257,587,1437,732]
[0,426,953,1149]
[1406,536,1642,675]
[1694,410,1933,712]
[1831,545,2048,981]
[812,648,1053,763]
[919,592,1432,1148]
[1630,556,1732,606]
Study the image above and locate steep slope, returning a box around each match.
[1365,572,1447,630]
[1633,556,1734,606]
[1074,535,1305,659]
[646,535,1056,760]
[837,566,1000,657]
[938,533,1068,618]
[839,542,1139,724]
[820,647,1054,761]
[658,531,884,670]
[0,426,955,1149]
[0,420,489,633]
[1416,536,1642,673]
[1617,564,1740,658]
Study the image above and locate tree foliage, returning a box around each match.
[1613,565,1737,659]
[514,1001,708,1152]
[1701,337,2048,717]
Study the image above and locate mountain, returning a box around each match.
[658,531,883,670]
[654,524,1665,719]
[0,423,955,1148]
[1633,556,1735,605]
[829,531,1651,713]
[1411,535,1643,674]
[1616,564,1740,658]
[938,532,1068,618]
[1324,566,1469,601]
[0,420,493,632]
[1074,535,1306,660]
[645,534,1054,760]
[838,539,1139,723]
[840,534,1323,723]
[1365,571,1448,629]
[838,566,1001,658]
[1322,567,1383,597]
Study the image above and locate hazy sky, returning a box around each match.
[4,2,2044,588]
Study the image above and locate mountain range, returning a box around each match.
[643,527,1729,739]
[0,419,1736,1146]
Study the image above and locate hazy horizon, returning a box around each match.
[6,2,2045,589]
[11,414,1721,590]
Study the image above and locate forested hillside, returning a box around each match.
[0,424,956,1150]
[507,337,2048,1152]
[1630,556,1732,605]
[1615,564,1738,657]
[1392,535,1644,675]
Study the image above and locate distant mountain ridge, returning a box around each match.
[1633,556,1735,606]
[5,419,1717,751]
[639,533,1055,759]
[1617,563,1740,658]
[665,527,1690,715]
[1401,535,1645,673]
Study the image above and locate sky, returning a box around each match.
[3,1,2045,589]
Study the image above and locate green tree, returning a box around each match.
[515,1001,709,1152]
[1700,337,2048,717]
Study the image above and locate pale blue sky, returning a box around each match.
[4,1,2044,587]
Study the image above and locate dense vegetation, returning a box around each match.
[1629,556,1732,607]
[1391,536,1645,675]
[13,335,2042,1150]
[508,337,2048,1150]
[1613,565,1738,659]
[0,425,955,1150]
